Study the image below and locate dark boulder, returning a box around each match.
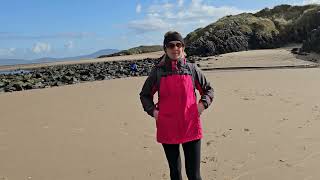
[302,26,320,53]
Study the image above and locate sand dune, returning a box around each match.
[0,48,320,180]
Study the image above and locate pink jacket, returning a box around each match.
[139,55,214,144]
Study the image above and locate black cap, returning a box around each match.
[163,32,184,49]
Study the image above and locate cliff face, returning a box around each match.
[185,4,320,56]
[302,26,320,53]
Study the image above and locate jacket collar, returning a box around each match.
[158,54,186,70]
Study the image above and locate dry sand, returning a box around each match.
[0,48,320,180]
[197,47,318,69]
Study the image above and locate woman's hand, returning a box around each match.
[197,102,205,116]
[153,109,159,121]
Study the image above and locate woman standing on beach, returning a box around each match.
[139,31,214,180]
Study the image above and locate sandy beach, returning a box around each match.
[0,48,320,180]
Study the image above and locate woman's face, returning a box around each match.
[165,41,185,60]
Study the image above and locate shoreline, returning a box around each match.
[0,51,164,71]
[1,46,319,72]
[1,47,319,93]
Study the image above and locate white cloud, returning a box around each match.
[32,42,51,54]
[178,0,184,7]
[127,0,253,35]
[0,32,95,40]
[303,0,320,4]
[0,48,16,56]
[136,3,142,13]
[148,2,174,14]
[128,17,170,33]
[64,40,74,49]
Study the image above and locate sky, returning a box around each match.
[0,0,319,60]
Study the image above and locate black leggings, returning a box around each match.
[162,139,202,180]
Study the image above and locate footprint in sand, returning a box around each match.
[201,156,216,164]
[255,91,274,97]
[312,105,319,111]
[312,105,320,120]
[71,128,85,134]
[162,173,169,180]
[243,128,254,135]
[241,97,255,101]
[143,133,154,138]
[87,169,96,174]
[221,130,232,138]
[278,117,289,123]
[206,140,215,146]
[299,119,312,128]
[279,97,291,103]
[207,156,216,162]
[143,146,153,153]
[119,122,129,135]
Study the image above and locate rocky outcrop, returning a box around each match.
[185,4,320,57]
[302,26,320,53]
[185,13,281,56]
[186,26,249,57]
[0,58,160,93]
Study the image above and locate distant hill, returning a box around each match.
[0,59,33,66]
[97,45,162,58]
[0,49,119,66]
[184,4,320,56]
[59,49,119,60]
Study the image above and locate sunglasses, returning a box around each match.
[166,42,183,49]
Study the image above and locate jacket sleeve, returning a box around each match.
[193,64,214,109]
[139,67,158,117]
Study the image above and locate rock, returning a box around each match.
[61,75,78,84]
[291,48,299,54]
[4,85,15,92]
[23,83,33,90]
[0,56,162,93]
[32,82,45,89]
[187,28,251,56]
[33,72,43,78]
[52,81,63,86]
[72,77,79,83]
[12,82,23,91]
[297,51,308,56]
[302,26,320,53]
[0,81,5,88]
[94,74,107,80]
